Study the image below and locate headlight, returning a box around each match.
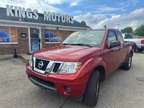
[58,62,81,74]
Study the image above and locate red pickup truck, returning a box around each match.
[26,29,133,106]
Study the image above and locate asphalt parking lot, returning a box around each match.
[0,53,144,108]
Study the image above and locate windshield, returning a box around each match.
[63,30,105,47]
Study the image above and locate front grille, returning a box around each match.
[35,59,49,71]
[33,57,63,74]
[30,76,56,91]
[53,63,61,73]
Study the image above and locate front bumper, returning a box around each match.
[26,65,88,97]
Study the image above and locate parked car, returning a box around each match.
[26,29,133,106]
[123,33,144,52]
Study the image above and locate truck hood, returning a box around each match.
[34,45,101,62]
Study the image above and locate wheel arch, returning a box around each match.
[128,47,134,57]
[82,65,106,105]
[94,65,106,81]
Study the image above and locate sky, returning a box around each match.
[0,0,144,29]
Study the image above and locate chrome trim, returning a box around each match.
[33,57,63,74]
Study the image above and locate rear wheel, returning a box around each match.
[122,55,132,70]
[133,44,138,52]
[138,48,143,52]
[83,70,101,106]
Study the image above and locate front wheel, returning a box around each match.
[83,70,101,106]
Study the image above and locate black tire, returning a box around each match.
[122,55,132,70]
[137,48,143,52]
[133,44,138,52]
[83,70,101,106]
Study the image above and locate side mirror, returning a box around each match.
[109,41,120,48]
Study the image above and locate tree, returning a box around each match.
[121,27,133,33]
[134,25,144,36]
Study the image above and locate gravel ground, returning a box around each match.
[0,53,144,108]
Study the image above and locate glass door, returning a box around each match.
[30,28,40,52]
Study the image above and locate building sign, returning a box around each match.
[6,5,74,24]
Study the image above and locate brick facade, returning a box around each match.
[41,29,73,48]
[0,27,73,55]
[17,28,29,54]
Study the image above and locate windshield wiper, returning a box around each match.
[63,43,94,47]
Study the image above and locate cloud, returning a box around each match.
[40,0,81,6]
[0,0,143,29]
[95,5,125,13]
[74,8,144,29]
[70,2,78,6]
[0,0,63,12]
[104,8,144,29]
[44,0,65,5]
[75,12,107,27]
[0,0,80,13]
[69,0,81,7]
[0,0,81,13]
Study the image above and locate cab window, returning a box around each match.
[107,30,118,47]
[116,31,124,44]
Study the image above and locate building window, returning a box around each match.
[0,27,18,44]
[44,31,61,43]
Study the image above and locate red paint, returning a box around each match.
[26,29,133,97]
[141,39,144,44]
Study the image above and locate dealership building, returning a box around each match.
[0,5,89,55]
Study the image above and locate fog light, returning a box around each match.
[64,86,72,93]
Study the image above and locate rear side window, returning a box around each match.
[116,31,124,44]
[107,30,117,46]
